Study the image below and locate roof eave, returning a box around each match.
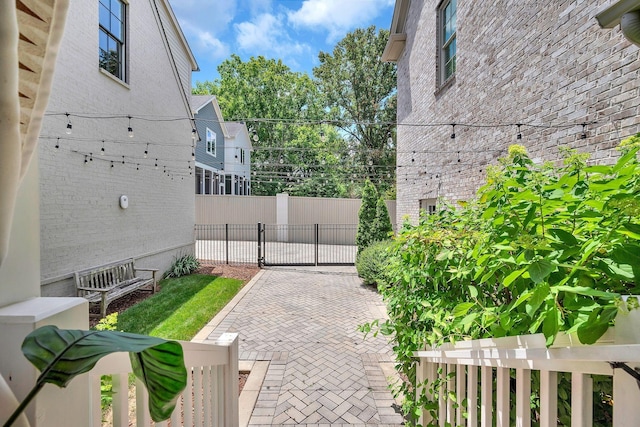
[381,0,410,63]
[160,0,199,71]
[596,0,640,28]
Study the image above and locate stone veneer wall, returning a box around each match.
[395,0,640,224]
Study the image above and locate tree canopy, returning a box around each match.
[193,26,397,198]
[314,26,397,194]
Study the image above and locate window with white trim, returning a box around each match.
[206,128,216,156]
[439,0,456,83]
[99,0,126,81]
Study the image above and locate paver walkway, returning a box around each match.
[200,266,405,426]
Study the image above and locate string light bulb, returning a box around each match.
[65,113,72,134]
[144,143,148,158]
[516,124,522,140]
[55,138,60,149]
[191,127,197,141]
[450,124,456,139]
[84,155,88,164]
[581,123,588,139]
[155,159,158,170]
[101,140,105,155]
[122,156,125,165]
[127,115,134,138]
[192,149,195,160]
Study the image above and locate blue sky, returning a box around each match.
[171,0,395,84]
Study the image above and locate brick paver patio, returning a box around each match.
[201,266,405,426]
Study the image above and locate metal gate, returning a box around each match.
[258,223,356,267]
[195,223,357,266]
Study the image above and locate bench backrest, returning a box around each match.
[75,259,136,290]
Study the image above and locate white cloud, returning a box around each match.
[171,1,236,60]
[178,20,230,61]
[171,0,237,33]
[287,0,393,42]
[234,13,310,57]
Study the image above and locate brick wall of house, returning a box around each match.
[38,0,196,296]
[395,0,640,224]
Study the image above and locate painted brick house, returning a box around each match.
[38,0,199,296]
[383,0,640,224]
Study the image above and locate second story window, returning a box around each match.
[99,0,126,81]
[206,128,216,156]
[440,0,456,83]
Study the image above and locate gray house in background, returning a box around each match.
[192,95,252,195]
[192,95,227,194]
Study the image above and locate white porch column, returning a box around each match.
[0,158,89,426]
[276,193,289,242]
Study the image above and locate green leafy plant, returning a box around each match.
[356,240,394,287]
[364,142,639,425]
[91,312,120,412]
[164,253,200,278]
[4,325,187,427]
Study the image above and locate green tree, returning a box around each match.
[313,26,397,194]
[193,55,339,196]
[356,180,378,254]
[373,197,393,241]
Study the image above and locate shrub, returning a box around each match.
[356,180,379,254]
[362,142,640,425]
[356,240,394,287]
[164,253,200,278]
[372,197,393,241]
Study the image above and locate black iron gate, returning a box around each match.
[195,223,357,266]
[257,223,356,267]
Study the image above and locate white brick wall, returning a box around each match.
[39,0,196,296]
[395,0,640,224]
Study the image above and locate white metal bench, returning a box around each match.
[74,258,158,317]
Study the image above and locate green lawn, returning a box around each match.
[116,274,243,341]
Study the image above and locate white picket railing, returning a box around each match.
[415,331,640,427]
[87,333,238,427]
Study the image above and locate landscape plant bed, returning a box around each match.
[89,264,259,328]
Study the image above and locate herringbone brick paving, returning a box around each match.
[203,267,404,426]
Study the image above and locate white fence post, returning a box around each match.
[217,332,239,426]
[515,369,531,427]
[571,373,592,427]
[539,370,557,427]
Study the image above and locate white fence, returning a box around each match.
[87,333,238,427]
[414,331,640,426]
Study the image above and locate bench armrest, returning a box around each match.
[134,268,159,292]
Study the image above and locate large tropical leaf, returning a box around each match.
[21,325,186,422]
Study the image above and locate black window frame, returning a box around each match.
[99,0,127,81]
